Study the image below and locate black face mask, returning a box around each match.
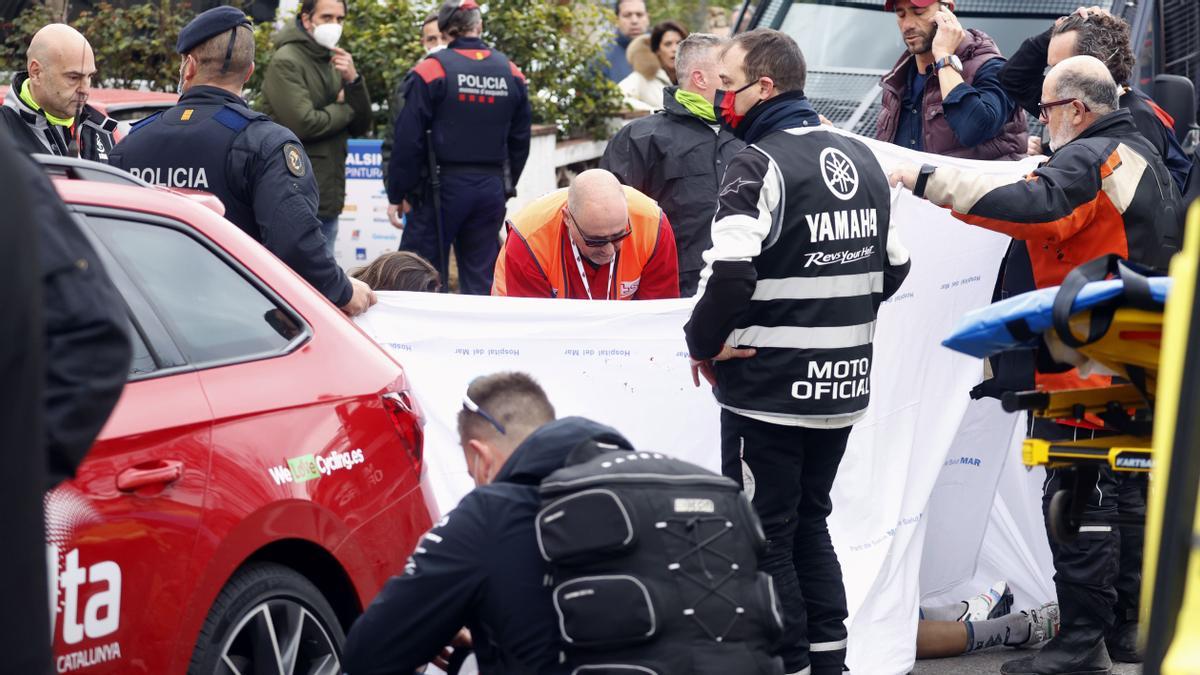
[713,81,759,136]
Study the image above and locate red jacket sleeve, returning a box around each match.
[501,234,555,298]
[634,214,680,299]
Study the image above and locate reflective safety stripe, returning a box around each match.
[810,638,848,652]
[1079,524,1113,533]
[752,272,883,301]
[787,667,812,675]
[734,322,876,350]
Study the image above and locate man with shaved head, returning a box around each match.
[1,23,118,159]
[892,55,1183,675]
[492,168,679,299]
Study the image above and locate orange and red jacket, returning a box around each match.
[924,108,1183,391]
[492,186,680,300]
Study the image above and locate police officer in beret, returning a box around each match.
[109,6,375,316]
[388,0,532,294]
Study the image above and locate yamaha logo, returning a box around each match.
[819,147,859,201]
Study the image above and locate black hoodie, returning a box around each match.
[343,417,634,675]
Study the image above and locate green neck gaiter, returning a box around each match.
[675,88,716,123]
[20,78,74,127]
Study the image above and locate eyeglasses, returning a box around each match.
[462,394,506,435]
[563,206,632,248]
[1038,97,1089,121]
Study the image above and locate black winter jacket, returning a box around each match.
[601,87,744,296]
[343,417,635,675]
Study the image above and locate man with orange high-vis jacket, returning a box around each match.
[493,169,680,299]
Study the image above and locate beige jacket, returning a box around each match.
[618,34,671,111]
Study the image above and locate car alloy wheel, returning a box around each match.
[190,562,347,675]
[218,598,341,675]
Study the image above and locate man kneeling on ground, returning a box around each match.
[343,373,589,674]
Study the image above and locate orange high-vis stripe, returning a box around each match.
[493,186,663,299]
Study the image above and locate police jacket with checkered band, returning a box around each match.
[685,94,911,428]
[386,36,532,204]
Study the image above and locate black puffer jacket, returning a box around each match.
[601,87,744,296]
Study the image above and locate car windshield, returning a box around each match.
[776,0,1084,71]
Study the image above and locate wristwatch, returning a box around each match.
[913,164,937,199]
[935,54,964,75]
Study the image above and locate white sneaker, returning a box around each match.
[961,580,1014,622]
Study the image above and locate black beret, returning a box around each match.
[437,0,480,33]
[176,6,252,54]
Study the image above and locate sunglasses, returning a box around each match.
[1038,97,1089,121]
[564,206,632,248]
[462,393,506,435]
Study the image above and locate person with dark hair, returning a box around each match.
[651,20,688,84]
[686,28,910,675]
[891,55,1183,675]
[601,0,649,83]
[618,20,688,110]
[999,5,1191,195]
[602,33,743,296]
[421,12,449,54]
[387,0,532,295]
[261,0,372,258]
[0,24,118,160]
[343,372,591,674]
[110,6,375,317]
[877,0,1028,159]
[351,250,441,292]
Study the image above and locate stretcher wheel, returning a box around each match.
[1048,488,1079,544]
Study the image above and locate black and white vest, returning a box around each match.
[714,127,897,426]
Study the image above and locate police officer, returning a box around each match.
[108,6,374,316]
[685,30,911,675]
[388,0,532,294]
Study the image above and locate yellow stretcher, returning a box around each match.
[1001,305,1163,476]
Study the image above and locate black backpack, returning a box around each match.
[535,439,785,675]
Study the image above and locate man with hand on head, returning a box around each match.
[492,168,679,299]
[109,6,375,316]
[999,5,1191,193]
[261,0,373,259]
[891,55,1183,675]
[877,0,1027,159]
[1,23,118,159]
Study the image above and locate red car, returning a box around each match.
[41,156,430,675]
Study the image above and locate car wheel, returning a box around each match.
[189,562,346,675]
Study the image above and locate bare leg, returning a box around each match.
[916,620,969,658]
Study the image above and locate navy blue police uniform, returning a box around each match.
[108,7,351,307]
[387,35,532,295]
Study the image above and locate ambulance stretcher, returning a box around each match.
[942,263,1170,542]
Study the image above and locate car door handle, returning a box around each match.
[117,460,184,491]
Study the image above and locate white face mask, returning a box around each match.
[312,22,342,50]
[425,44,446,55]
